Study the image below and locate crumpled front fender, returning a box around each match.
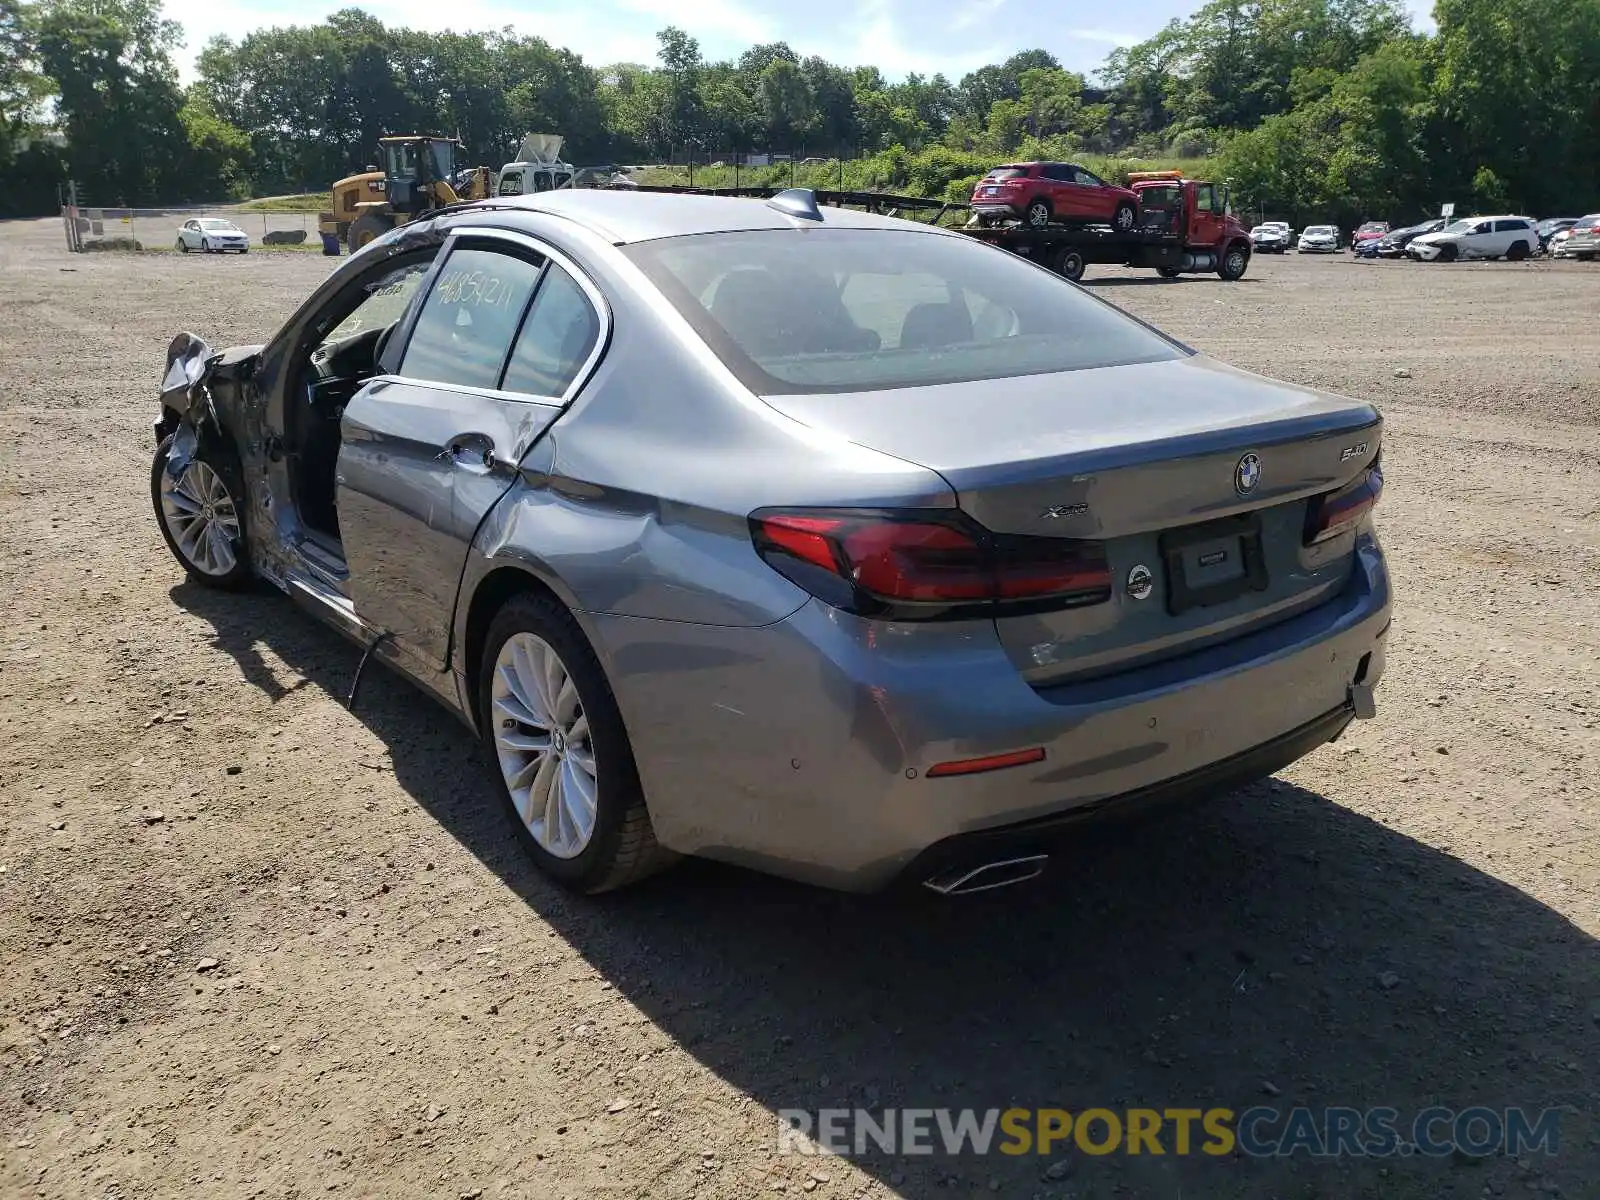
[158,332,217,475]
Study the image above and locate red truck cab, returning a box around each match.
[1126,171,1253,280]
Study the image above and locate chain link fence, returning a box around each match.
[61,200,321,253]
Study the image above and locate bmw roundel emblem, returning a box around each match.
[1234,452,1262,496]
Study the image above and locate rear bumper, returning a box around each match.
[900,701,1356,886]
[971,202,1023,219]
[598,530,1392,892]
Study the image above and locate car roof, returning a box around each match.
[443,189,945,245]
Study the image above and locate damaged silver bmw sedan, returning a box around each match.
[152,188,1390,895]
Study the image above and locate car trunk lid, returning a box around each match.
[760,356,1382,685]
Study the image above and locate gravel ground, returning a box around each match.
[2,219,1597,1200]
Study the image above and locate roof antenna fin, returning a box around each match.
[767,188,823,222]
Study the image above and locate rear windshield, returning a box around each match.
[623,229,1184,395]
[984,167,1027,181]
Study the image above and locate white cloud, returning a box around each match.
[808,0,1009,80]
[950,0,1007,33]
[1064,28,1141,48]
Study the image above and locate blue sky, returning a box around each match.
[167,0,1436,81]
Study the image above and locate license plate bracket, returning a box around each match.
[1158,512,1269,616]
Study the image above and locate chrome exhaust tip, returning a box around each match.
[922,854,1049,897]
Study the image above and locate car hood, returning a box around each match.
[1410,231,1458,245]
[758,355,1378,491]
[1301,232,1334,239]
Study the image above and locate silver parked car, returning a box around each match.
[151,189,1391,895]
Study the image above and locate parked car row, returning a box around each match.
[1551,214,1600,259]
[1293,211,1599,263]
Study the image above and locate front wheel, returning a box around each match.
[1437,243,1459,263]
[1111,202,1137,232]
[347,210,390,253]
[151,433,252,589]
[479,592,674,893]
[1157,266,1182,279]
[1217,245,1250,281]
[1024,199,1052,228]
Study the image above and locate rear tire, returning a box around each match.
[1506,241,1529,261]
[1056,248,1086,282]
[1157,266,1182,279]
[1025,198,1052,228]
[478,592,674,894]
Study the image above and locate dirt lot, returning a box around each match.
[2,219,1598,1200]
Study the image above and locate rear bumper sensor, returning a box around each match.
[899,703,1355,891]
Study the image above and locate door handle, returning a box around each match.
[439,432,496,470]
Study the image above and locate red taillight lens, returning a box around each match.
[1305,461,1383,545]
[750,510,1112,618]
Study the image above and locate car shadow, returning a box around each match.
[1084,276,1261,288]
[171,582,1598,1198]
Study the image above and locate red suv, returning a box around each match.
[970,162,1141,231]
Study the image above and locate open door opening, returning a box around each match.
[285,255,437,546]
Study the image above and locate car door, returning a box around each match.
[1042,164,1080,217]
[1069,165,1110,219]
[181,220,197,248]
[335,232,607,669]
[1461,219,1495,257]
[1494,219,1528,255]
[1189,182,1225,248]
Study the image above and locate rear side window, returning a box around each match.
[400,247,545,389]
[984,167,1027,181]
[1494,219,1527,232]
[623,228,1183,395]
[502,264,601,398]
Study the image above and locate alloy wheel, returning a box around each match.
[490,632,598,859]
[157,459,240,577]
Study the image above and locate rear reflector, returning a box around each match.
[926,747,1047,778]
[750,508,1111,620]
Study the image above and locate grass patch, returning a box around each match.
[230,193,327,214]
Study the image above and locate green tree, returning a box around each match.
[34,0,189,203]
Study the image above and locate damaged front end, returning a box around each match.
[157,331,216,477]
[156,332,264,472]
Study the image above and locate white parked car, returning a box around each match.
[1250,222,1292,253]
[176,218,250,254]
[1406,215,1538,262]
[1297,225,1339,252]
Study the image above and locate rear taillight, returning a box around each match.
[750,509,1112,620]
[1305,458,1383,545]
